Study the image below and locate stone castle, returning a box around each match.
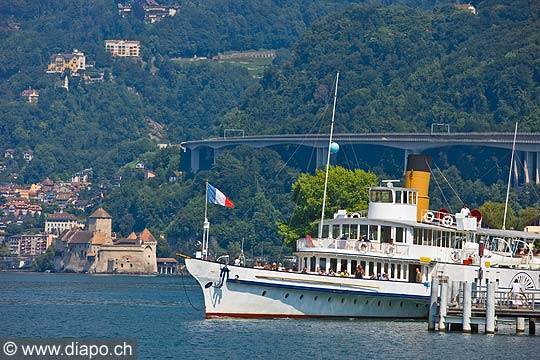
[55,208,157,274]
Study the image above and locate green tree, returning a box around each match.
[0,243,10,257]
[479,201,517,230]
[33,245,56,272]
[279,166,378,245]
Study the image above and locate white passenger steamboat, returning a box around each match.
[185,153,540,319]
[186,75,540,318]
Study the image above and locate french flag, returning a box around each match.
[208,183,234,208]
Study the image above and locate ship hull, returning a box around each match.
[186,258,431,319]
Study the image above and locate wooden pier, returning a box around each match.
[428,277,540,335]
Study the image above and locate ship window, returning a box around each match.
[340,259,348,273]
[360,261,366,273]
[351,260,357,274]
[360,225,368,240]
[309,257,316,272]
[369,225,379,241]
[397,264,402,279]
[319,258,327,271]
[285,293,289,298]
[333,225,340,239]
[390,263,395,278]
[322,225,329,238]
[381,226,391,243]
[395,190,402,203]
[370,190,393,203]
[395,227,404,243]
[369,261,375,277]
[330,258,337,273]
[349,224,358,240]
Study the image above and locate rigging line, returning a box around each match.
[347,133,362,171]
[430,162,463,204]
[477,152,510,182]
[261,84,335,185]
[429,163,453,212]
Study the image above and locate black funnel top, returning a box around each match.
[406,154,432,172]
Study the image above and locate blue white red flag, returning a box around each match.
[207,183,234,208]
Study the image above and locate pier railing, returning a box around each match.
[453,287,540,311]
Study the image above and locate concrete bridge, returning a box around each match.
[180,132,540,184]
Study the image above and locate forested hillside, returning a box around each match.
[238,1,540,134]
[1,0,539,260]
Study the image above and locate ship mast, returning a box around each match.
[502,122,518,230]
[318,72,340,239]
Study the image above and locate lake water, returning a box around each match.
[0,272,538,359]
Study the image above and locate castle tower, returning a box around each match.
[88,207,112,242]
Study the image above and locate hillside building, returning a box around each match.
[20,88,40,103]
[47,49,86,75]
[105,40,141,57]
[7,233,53,257]
[45,212,82,234]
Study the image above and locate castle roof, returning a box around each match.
[48,212,77,220]
[61,228,94,244]
[91,231,107,245]
[89,207,112,219]
[127,232,137,239]
[140,228,157,243]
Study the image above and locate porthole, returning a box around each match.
[400,302,403,307]
[425,304,428,308]
[262,291,266,296]
[341,298,345,304]
[389,301,392,307]
[354,299,357,304]
[365,300,369,305]
[284,293,289,299]
[314,296,318,301]
[328,297,332,302]
[377,301,381,306]
[415,304,419,308]
[300,294,304,300]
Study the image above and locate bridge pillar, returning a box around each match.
[513,152,520,187]
[536,152,540,184]
[190,149,200,172]
[316,147,329,169]
[213,148,220,165]
[524,151,534,184]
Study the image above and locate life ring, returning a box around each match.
[442,215,454,226]
[451,250,461,263]
[423,211,435,223]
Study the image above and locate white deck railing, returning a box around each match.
[297,237,409,256]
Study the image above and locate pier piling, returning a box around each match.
[529,319,536,335]
[462,281,472,333]
[439,278,449,332]
[486,282,496,334]
[516,318,525,333]
[428,277,439,331]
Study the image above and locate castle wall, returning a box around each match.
[93,243,157,274]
